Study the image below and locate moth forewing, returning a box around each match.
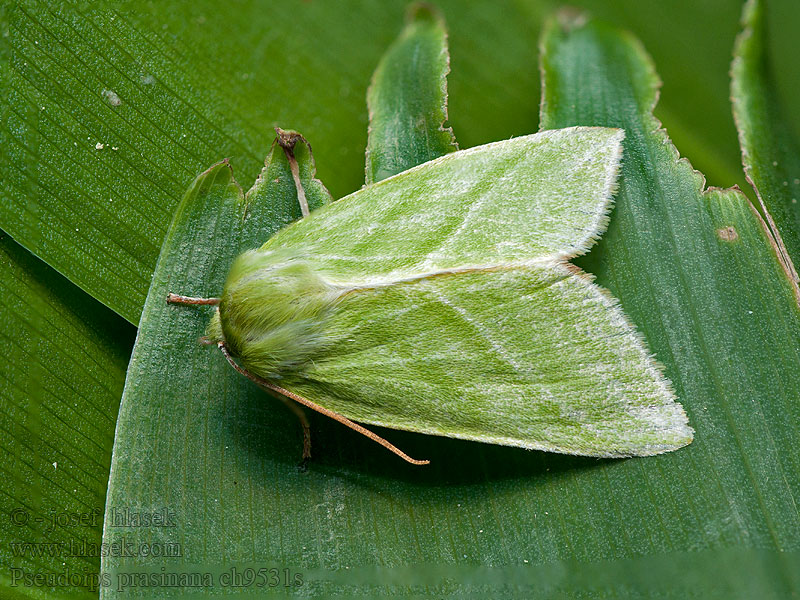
[277,263,692,458]
[259,127,626,280]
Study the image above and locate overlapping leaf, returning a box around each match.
[731,0,800,290]
[365,4,456,183]
[542,9,800,578]
[100,138,330,598]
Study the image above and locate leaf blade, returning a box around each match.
[541,11,800,556]
[365,3,457,184]
[100,137,331,597]
[731,0,800,287]
[0,232,134,599]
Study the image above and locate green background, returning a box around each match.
[1,1,799,598]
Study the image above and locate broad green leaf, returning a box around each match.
[0,0,770,324]
[0,233,133,599]
[541,6,800,583]
[100,160,247,597]
[100,138,328,597]
[365,3,456,184]
[731,0,800,288]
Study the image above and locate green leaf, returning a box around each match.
[542,3,800,577]
[100,137,329,596]
[731,0,800,288]
[1,1,765,324]
[365,3,456,184]
[0,233,133,599]
[99,159,247,595]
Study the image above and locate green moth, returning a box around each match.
[170,127,693,465]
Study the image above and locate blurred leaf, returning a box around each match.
[731,0,800,287]
[366,3,456,184]
[2,0,785,323]
[0,233,134,599]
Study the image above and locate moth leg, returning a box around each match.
[271,383,429,466]
[274,394,312,461]
[166,293,220,306]
[218,343,430,466]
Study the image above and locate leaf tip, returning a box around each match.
[555,7,590,32]
[405,2,444,27]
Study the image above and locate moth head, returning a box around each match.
[206,249,338,380]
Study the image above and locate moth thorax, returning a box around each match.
[208,250,337,380]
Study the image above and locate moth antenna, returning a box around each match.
[218,343,430,466]
[166,293,220,306]
[275,127,310,217]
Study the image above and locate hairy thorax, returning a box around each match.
[206,250,339,380]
